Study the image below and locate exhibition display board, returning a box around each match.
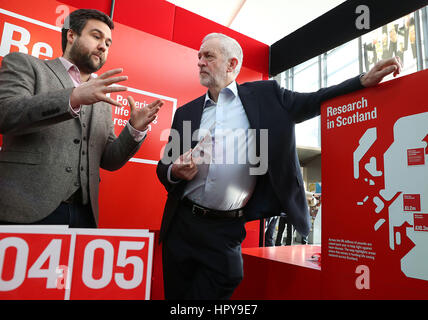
[0,0,268,298]
[2,0,427,301]
[233,70,428,300]
[321,69,428,299]
[0,226,154,299]
[0,0,265,234]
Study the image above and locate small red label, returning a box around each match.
[403,194,421,211]
[407,148,425,166]
[414,214,428,232]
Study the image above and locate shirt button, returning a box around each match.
[73,139,80,144]
[74,182,80,187]
[66,167,72,173]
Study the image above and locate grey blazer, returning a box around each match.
[0,52,142,224]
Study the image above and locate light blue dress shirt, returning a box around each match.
[181,81,258,211]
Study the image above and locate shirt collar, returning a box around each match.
[59,57,82,86]
[203,81,238,108]
[59,57,78,73]
[59,57,98,86]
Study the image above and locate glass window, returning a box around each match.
[326,38,360,86]
[293,56,319,92]
[361,13,418,81]
[418,8,428,70]
[276,6,428,148]
[293,57,321,148]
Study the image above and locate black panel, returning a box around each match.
[270,0,428,76]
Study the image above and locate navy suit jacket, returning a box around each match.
[157,77,364,242]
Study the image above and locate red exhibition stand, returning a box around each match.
[320,68,428,299]
[0,0,267,300]
[232,245,321,300]
[234,69,428,300]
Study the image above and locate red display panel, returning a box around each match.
[321,69,428,299]
[69,231,153,300]
[0,229,72,300]
[0,227,154,300]
[0,1,265,234]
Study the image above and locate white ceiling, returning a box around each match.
[167,0,347,45]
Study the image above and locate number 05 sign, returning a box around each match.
[0,227,154,300]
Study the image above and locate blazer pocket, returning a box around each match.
[0,150,42,165]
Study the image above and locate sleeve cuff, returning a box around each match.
[126,121,147,142]
[359,72,366,87]
[167,164,181,184]
[69,99,81,118]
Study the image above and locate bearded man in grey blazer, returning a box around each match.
[0,9,163,227]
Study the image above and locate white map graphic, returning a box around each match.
[353,112,428,281]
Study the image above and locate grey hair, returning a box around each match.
[202,33,243,76]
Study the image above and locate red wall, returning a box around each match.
[0,0,267,248]
[59,0,269,78]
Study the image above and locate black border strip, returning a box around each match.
[270,0,428,76]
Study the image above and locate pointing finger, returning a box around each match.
[183,149,192,163]
[104,96,123,107]
[377,57,395,68]
[103,75,128,86]
[147,107,161,118]
[103,85,128,94]
[378,65,397,78]
[98,68,124,79]
[147,99,164,109]
[127,96,136,113]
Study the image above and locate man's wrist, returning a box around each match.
[126,121,147,142]
[69,88,82,109]
[359,72,367,87]
[69,93,81,118]
[167,164,181,184]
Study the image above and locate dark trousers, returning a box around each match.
[276,216,293,246]
[265,216,278,246]
[162,202,246,300]
[0,202,95,228]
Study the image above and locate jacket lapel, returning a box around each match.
[237,83,262,156]
[45,58,74,89]
[237,84,260,130]
[189,95,206,149]
[191,95,205,127]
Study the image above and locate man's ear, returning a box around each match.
[227,57,239,73]
[66,29,77,47]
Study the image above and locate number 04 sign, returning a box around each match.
[0,226,154,300]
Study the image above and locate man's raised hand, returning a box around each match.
[70,68,128,108]
[360,56,402,87]
[127,96,164,131]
